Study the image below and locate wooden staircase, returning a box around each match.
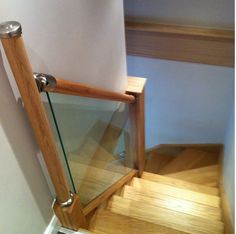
[88,147,225,234]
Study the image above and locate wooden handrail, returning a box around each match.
[44,78,135,103]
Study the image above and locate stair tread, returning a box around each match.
[145,153,174,174]
[131,177,220,207]
[166,165,220,186]
[69,161,131,205]
[109,195,224,234]
[159,148,219,174]
[91,210,187,234]
[142,172,219,195]
[122,185,222,221]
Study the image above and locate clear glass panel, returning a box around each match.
[44,92,134,206]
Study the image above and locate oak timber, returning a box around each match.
[128,77,146,176]
[91,210,186,234]
[83,169,137,216]
[45,78,135,103]
[167,165,220,186]
[131,177,220,207]
[219,184,234,234]
[145,153,174,174]
[123,185,222,221]
[68,161,131,206]
[159,148,219,174]
[142,172,219,195]
[109,195,224,234]
[126,76,146,93]
[125,21,234,67]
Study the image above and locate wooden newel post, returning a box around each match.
[0,21,87,230]
[127,77,146,177]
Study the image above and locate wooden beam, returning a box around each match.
[127,77,146,176]
[125,21,234,67]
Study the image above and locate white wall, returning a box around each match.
[223,103,235,220]
[127,56,234,148]
[0,54,53,234]
[124,0,234,29]
[0,0,127,97]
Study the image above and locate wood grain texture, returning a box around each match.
[154,144,223,153]
[219,184,234,234]
[53,194,88,230]
[109,195,224,234]
[83,169,137,216]
[145,153,174,174]
[131,177,220,207]
[142,172,219,195]
[127,76,146,93]
[0,37,71,203]
[90,210,187,234]
[127,76,146,176]
[167,165,220,186]
[126,21,234,67]
[129,84,146,176]
[69,161,129,206]
[45,78,135,103]
[159,148,219,174]
[123,185,222,221]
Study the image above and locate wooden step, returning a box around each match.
[69,161,131,205]
[166,165,220,186]
[90,210,186,234]
[131,177,220,207]
[145,153,174,174]
[142,172,219,195]
[122,185,222,221]
[159,148,219,174]
[109,195,224,234]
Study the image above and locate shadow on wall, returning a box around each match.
[0,52,53,223]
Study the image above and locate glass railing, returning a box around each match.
[43,92,134,206]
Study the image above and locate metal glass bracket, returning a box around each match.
[33,72,56,92]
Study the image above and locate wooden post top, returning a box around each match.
[126,76,147,94]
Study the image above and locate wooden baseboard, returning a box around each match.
[146,144,223,154]
[218,147,234,234]
[125,21,234,67]
[219,184,234,234]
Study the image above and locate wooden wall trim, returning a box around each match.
[125,21,234,67]
[218,148,234,234]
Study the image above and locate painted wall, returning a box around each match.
[124,0,234,29]
[127,56,234,148]
[0,55,53,234]
[223,103,235,220]
[0,0,127,97]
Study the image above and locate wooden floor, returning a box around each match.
[88,147,225,234]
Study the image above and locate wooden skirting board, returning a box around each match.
[125,21,234,67]
[218,147,234,234]
[146,143,223,154]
